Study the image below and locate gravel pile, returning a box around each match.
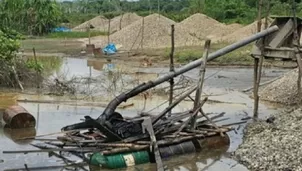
[176,13,226,40]
[259,69,301,105]
[98,13,142,33]
[208,23,243,41]
[234,107,302,171]
[220,18,273,43]
[73,16,108,32]
[90,13,201,50]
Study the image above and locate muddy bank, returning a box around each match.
[233,107,302,171]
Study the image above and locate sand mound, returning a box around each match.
[207,23,243,41]
[98,13,142,33]
[260,69,301,104]
[219,19,273,43]
[90,13,202,50]
[73,16,108,32]
[176,13,226,40]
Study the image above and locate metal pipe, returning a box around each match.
[97,25,279,122]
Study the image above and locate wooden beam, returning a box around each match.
[191,40,211,129]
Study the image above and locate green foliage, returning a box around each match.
[25,56,62,74]
[175,50,202,63]
[0,28,22,61]
[26,59,44,72]
[0,0,62,35]
[46,31,108,38]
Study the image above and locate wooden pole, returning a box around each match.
[108,18,111,44]
[292,0,302,97]
[152,86,197,125]
[141,17,145,51]
[174,98,207,136]
[253,0,263,119]
[32,48,39,89]
[88,26,91,45]
[191,39,211,129]
[168,24,175,116]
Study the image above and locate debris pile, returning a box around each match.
[259,69,301,104]
[73,16,109,32]
[234,108,302,171]
[2,93,234,170]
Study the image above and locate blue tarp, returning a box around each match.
[52,27,71,32]
[102,43,117,55]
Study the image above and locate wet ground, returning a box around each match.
[0,57,290,171]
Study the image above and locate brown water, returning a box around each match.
[0,57,290,171]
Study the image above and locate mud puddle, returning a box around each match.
[0,57,290,171]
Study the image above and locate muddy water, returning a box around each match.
[0,57,290,171]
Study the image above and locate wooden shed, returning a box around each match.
[251,16,302,60]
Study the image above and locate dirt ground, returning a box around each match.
[21,38,298,70]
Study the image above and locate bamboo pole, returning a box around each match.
[168,24,175,116]
[191,40,211,129]
[253,0,264,119]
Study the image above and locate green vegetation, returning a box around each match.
[46,31,108,38]
[164,43,253,65]
[1,0,301,36]
[0,28,35,87]
[59,0,302,26]
[0,28,63,88]
[26,56,63,74]
[0,0,61,35]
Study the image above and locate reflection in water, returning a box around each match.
[3,125,36,144]
[0,93,18,110]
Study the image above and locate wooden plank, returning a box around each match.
[269,19,294,48]
[141,117,164,171]
[191,40,211,129]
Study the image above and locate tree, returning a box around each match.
[0,0,62,35]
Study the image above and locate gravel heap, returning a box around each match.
[220,18,273,43]
[259,69,301,105]
[208,23,243,41]
[98,13,142,34]
[73,16,109,32]
[176,13,225,40]
[90,13,201,50]
[234,107,302,171]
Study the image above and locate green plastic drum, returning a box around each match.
[90,151,150,169]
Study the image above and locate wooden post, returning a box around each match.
[119,13,124,30]
[88,26,91,45]
[168,24,175,116]
[292,0,302,97]
[141,17,145,51]
[32,48,39,89]
[108,18,111,44]
[253,0,263,119]
[191,39,211,129]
